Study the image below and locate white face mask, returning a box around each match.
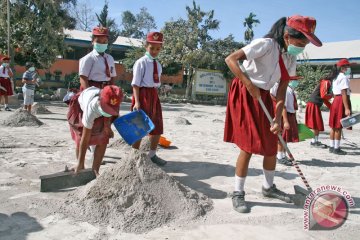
[98,104,112,117]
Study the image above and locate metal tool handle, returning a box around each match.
[258,98,312,191]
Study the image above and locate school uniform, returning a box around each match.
[224,38,296,156]
[67,87,111,146]
[131,54,163,135]
[79,49,116,90]
[282,87,299,142]
[329,72,351,129]
[0,65,13,96]
[22,70,36,105]
[305,79,332,131]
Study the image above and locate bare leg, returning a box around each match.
[313,129,319,137]
[263,155,276,171]
[27,104,32,113]
[235,150,252,177]
[277,143,284,155]
[334,128,342,141]
[149,135,161,150]
[92,144,107,177]
[330,128,335,140]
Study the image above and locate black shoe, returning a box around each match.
[310,141,327,149]
[232,191,250,213]
[4,107,11,111]
[333,148,347,155]
[277,157,292,166]
[262,184,292,203]
[150,155,167,166]
[329,147,334,153]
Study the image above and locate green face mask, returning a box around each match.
[145,51,155,60]
[94,43,108,53]
[2,63,9,67]
[288,80,299,88]
[287,44,305,56]
[98,105,112,117]
[29,67,35,72]
[345,68,351,76]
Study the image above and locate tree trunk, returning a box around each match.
[185,68,193,100]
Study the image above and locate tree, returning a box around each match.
[296,54,330,103]
[96,0,120,47]
[160,0,220,99]
[0,0,77,68]
[243,12,260,44]
[120,7,157,39]
[69,0,96,31]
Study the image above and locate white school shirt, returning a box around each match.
[79,49,117,82]
[0,65,12,78]
[131,55,162,88]
[242,38,297,90]
[270,83,296,113]
[78,86,102,129]
[332,72,350,95]
[284,87,296,113]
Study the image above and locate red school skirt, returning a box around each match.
[282,112,299,143]
[131,87,163,135]
[329,95,350,129]
[0,77,14,96]
[224,78,277,156]
[67,93,110,146]
[305,102,324,131]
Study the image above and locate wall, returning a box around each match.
[11,58,183,88]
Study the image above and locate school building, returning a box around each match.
[299,39,360,111]
[9,29,183,91]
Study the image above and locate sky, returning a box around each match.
[87,0,360,43]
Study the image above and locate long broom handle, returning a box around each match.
[258,98,312,191]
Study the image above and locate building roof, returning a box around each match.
[299,40,360,65]
[64,29,143,48]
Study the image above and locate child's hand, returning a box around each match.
[283,121,290,130]
[31,79,36,84]
[345,108,351,117]
[270,119,281,135]
[133,102,141,111]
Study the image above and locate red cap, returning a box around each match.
[336,58,353,67]
[287,15,322,47]
[100,85,123,116]
[146,32,163,44]
[1,56,10,61]
[92,27,109,36]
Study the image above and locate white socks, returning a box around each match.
[234,175,246,192]
[263,169,275,189]
[148,150,156,158]
[4,104,8,108]
[329,140,334,148]
[334,140,341,149]
[277,152,286,159]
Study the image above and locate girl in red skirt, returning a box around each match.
[67,85,123,176]
[328,59,353,155]
[276,80,299,166]
[0,56,14,111]
[131,32,166,166]
[305,68,336,148]
[224,15,322,213]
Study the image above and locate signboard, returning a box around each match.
[192,69,226,96]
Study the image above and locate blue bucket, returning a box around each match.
[113,110,155,145]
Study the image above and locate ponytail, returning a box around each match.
[264,17,307,50]
[264,17,287,50]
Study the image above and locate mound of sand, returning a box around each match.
[31,103,52,114]
[108,136,152,152]
[174,117,192,125]
[64,151,213,233]
[2,109,43,127]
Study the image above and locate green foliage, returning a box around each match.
[120,7,157,39]
[96,1,120,47]
[122,46,146,72]
[296,56,330,102]
[0,0,76,68]
[64,72,80,89]
[243,12,260,44]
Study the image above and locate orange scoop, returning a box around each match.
[159,136,171,148]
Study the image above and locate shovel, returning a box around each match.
[258,98,312,206]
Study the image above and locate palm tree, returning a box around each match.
[243,12,260,44]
